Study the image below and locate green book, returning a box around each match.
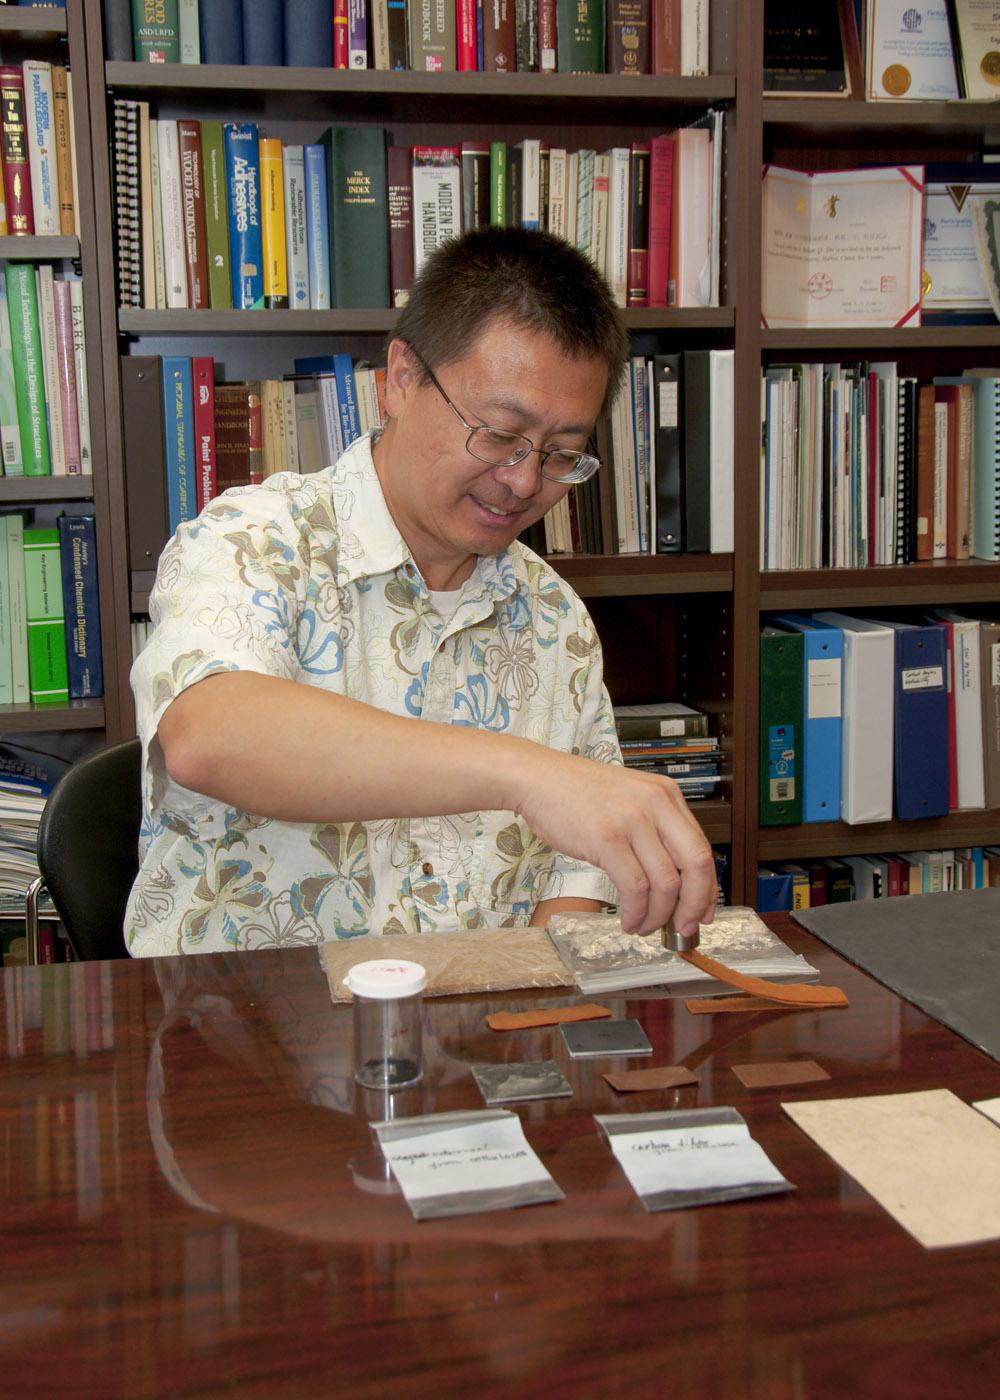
[0,269,24,476]
[130,0,180,63]
[758,626,804,826]
[555,0,605,72]
[319,126,389,309]
[489,141,507,226]
[201,120,233,310]
[5,264,50,477]
[6,515,29,702]
[22,527,68,705]
[0,519,11,704]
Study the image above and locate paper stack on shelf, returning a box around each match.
[546,905,819,996]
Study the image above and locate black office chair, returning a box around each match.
[25,738,143,963]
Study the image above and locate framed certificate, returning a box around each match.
[951,0,1000,99]
[922,164,1000,317]
[761,164,925,328]
[865,0,961,100]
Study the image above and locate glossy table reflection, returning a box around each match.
[0,915,999,1398]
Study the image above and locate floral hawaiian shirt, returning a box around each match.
[126,433,621,956]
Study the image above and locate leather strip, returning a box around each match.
[603,1065,699,1092]
[487,1003,612,1032]
[679,948,849,1008]
[686,994,812,1014]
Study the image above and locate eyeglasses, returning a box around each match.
[411,350,602,484]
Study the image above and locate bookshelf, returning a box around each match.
[74,0,1000,908]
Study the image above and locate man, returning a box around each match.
[127,226,715,956]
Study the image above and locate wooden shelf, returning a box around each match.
[759,562,1000,609]
[553,553,733,597]
[0,477,94,504]
[118,306,733,335]
[0,8,67,36]
[762,326,1000,351]
[0,236,79,260]
[690,799,732,845]
[763,97,1000,132]
[758,811,1000,862]
[0,700,105,734]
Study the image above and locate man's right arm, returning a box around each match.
[158,671,716,939]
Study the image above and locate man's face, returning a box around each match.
[374,320,609,590]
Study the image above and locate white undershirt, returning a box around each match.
[427,587,464,622]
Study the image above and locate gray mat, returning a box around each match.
[793,889,1000,1064]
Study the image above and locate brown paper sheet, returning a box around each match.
[679,948,848,1008]
[603,1065,699,1092]
[685,995,807,1015]
[732,1060,829,1089]
[487,1004,612,1032]
[321,926,572,1003]
[783,1088,1000,1249]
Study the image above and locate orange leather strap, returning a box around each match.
[487,1003,612,1032]
[679,948,849,1008]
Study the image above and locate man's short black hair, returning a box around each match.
[392,226,629,407]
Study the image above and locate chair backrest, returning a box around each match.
[36,738,143,961]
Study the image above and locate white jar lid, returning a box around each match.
[343,958,427,999]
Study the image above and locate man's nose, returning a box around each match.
[493,449,547,498]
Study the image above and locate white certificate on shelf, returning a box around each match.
[923,175,1000,313]
[762,165,924,329]
[866,0,961,100]
[951,0,1000,99]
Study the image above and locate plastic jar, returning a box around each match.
[343,959,427,1090]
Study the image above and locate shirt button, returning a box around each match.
[421,862,434,877]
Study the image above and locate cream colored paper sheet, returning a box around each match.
[783,1088,1000,1249]
[321,926,572,1002]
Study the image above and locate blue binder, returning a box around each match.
[771,614,843,823]
[876,618,949,820]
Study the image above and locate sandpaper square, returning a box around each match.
[603,1065,699,1093]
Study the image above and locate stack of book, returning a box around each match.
[613,701,722,801]
[0,741,70,965]
[0,60,80,239]
[759,610,1000,830]
[111,0,710,75]
[760,363,1000,570]
[110,110,723,313]
[758,846,1000,912]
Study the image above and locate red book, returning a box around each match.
[807,864,828,907]
[248,383,263,485]
[651,0,679,74]
[457,0,478,69]
[647,132,674,307]
[627,142,650,307]
[193,357,217,510]
[539,0,557,70]
[0,66,33,235]
[334,0,349,67]
[53,280,82,475]
[178,120,209,310]
[915,383,936,562]
[483,0,517,71]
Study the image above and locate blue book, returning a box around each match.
[875,618,949,820]
[303,144,331,310]
[57,515,104,700]
[0,741,70,796]
[771,613,843,824]
[284,0,334,67]
[756,868,793,913]
[243,0,283,64]
[223,123,265,310]
[200,0,244,63]
[161,357,196,535]
[294,354,359,444]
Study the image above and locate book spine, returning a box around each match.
[679,0,708,75]
[157,119,188,309]
[605,146,629,308]
[36,266,65,475]
[408,0,457,69]
[333,353,360,445]
[647,133,673,307]
[259,136,288,309]
[334,0,349,67]
[285,0,334,67]
[371,0,391,68]
[23,62,56,234]
[52,279,81,475]
[177,119,209,310]
[138,101,156,308]
[179,0,200,62]
[192,356,216,510]
[57,515,103,700]
[516,0,539,70]
[103,0,135,61]
[148,117,167,307]
[651,0,679,76]
[161,356,195,533]
[68,279,92,476]
[223,122,264,311]
[483,0,517,71]
[0,67,33,235]
[0,524,10,704]
[490,140,506,225]
[608,0,650,74]
[321,125,389,309]
[22,527,68,705]
[556,0,605,71]
[5,263,49,476]
[199,121,232,311]
[282,146,310,309]
[5,515,29,702]
[114,98,141,309]
[199,0,244,64]
[628,142,650,306]
[65,68,80,240]
[304,143,331,310]
[348,0,369,67]
[131,0,181,62]
[0,269,24,476]
[386,0,407,68]
[282,380,300,471]
[411,147,462,275]
[387,143,414,308]
[50,65,74,238]
[539,0,557,70]
[460,142,490,232]
[247,381,263,484]
[458,0,478,69]
[242,0,283,64]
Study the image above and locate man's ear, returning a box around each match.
[383,338,420,417]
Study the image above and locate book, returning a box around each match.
[148,116,167,307]
[157,119,187,309]
[557,0,605,71]
[627,142,650,307]
[0,270,23,477]
[304,143,331,310]
[57,515,102,700]
[483,0,517,71]
[457,0,478,69]
[771,614,843,824]
[5,515,28,702]
[243,0,283,64]
[112,98,141,309]
[131,0,180,62]
[409,0,456,69]
[282,145,309,309]
[223,122,264,311]
[651,352,682,553]
[52,279,81,476]
[613,701,708,740]
[759,626,804,826]
[35,265,64,477]
[319,126,389,309]
[647,133,674,308]
[5,263,49,477]
[387,144,414,308]
[177,119,209,310]
[679,0,708,74]
[192,356,216,510]
[120,354,168,571]
[926,608,985,811]
[259,136,288,309]
[200,121,232,311]
[161,356,195,534]
[103,0,135,61]
[22,527,68,704]
[214,381,260,492]
[50,64,74,237]
[23,60,57,236]
[178,0,200,62]
[285,0,335,67]
[411,147,461,275]
[608,0,650,74]
[0,66,33,235]
[669,124,711,308]
[814,612,895,824]
[137,101,155,308]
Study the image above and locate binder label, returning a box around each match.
[901,666,944,691]
[807,658,842,719]
[767,724,796,802]
[993,644,1000,688]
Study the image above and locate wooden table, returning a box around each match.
[0,914,998,1398]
